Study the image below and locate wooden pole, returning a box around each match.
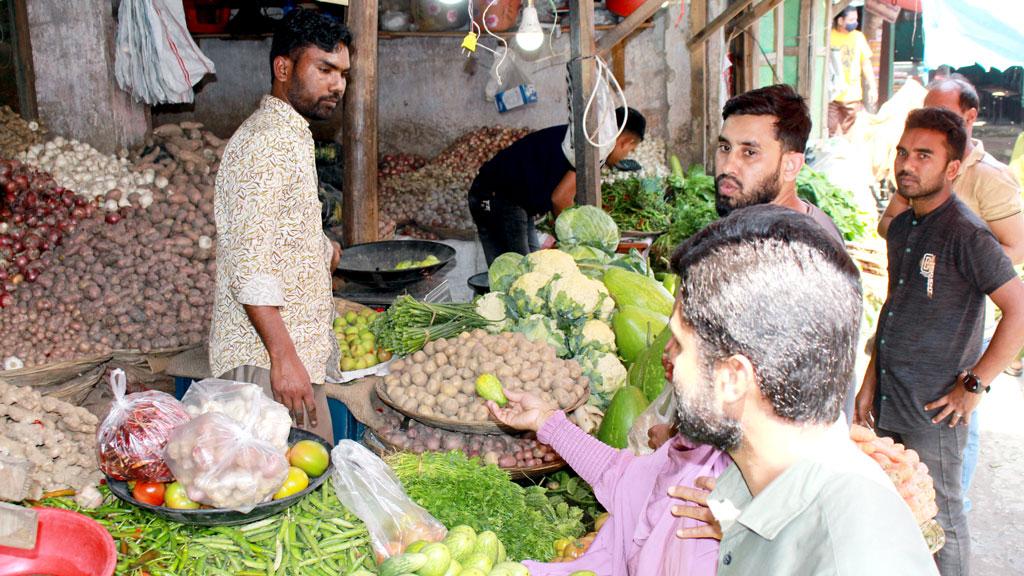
[343,1,379,246]
[595,0,663,56]
[796,0,812,98]
[569,0,601,207]
[774,3,784,83]
[689,0,708,167]
[11,0,37,119]
[687,0,755,49]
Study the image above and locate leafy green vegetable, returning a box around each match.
[489,253,527,293]
[388,451,574,562]
[796,166,871,241]
[555,205,620,253]
[600,177,671,232]
[542,471,604,532]
[652,165,718,264]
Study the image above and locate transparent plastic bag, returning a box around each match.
[626,385,678,455]
[164,412,290,513]
[330,440,447,560]
[180,378,292,453]
[96,369,191,482]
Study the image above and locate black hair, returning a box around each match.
[927,75,981,113]
[833,6,857,27]
[905,107,968,162]
[722,84,811,154]
[270,9,352,78]
[615,107,646,141]
[669,204,862,425]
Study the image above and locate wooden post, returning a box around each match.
[797,0,812,98]
[343,1,379,246]
[595,0,663,56]
[774,3,784,83]
[569,0,601,207]
[879,21,895,107]
[687,0,755,49]
[11,0,37,118]
[689,0,708,167]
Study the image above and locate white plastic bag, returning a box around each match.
[114,0,215,104]
[164,412,290,513]
[330,440,447,560]
[562,57,620,167]
[626,385,678,455]
[180,379,292,453]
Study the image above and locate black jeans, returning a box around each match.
[468,189,539,266]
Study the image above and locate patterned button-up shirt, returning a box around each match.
[210,95,335,384]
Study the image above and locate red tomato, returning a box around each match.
[131,481,166,506]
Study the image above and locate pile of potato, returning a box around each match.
[373,407,560,469]
[378,127,530,237]
[382,329,588,424]
[0,121,221,367]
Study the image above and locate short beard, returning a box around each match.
[287,83,339,121]
[715,162,783,217]
[895,171,945,202]
[674,360,744,452]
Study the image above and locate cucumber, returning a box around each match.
[379,552,428,576]
[416,543,452,576]
[473,530,500,564]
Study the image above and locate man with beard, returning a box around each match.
[487,206,935,575]
[209,9,350,442]
[856,108,1024,576]
[714,83,844,245]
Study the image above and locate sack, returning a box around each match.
[180,378,292,453]
[562,57,620,167]
[114,0,215,104]
[96,369,191,482]
[626,384,677,455]
[164,412,290,512]
[330,440,447,560]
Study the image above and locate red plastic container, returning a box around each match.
[607,0,645,17]
[0,507,117,576]
[183,0,231,34]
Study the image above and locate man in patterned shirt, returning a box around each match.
[210,9,350,442]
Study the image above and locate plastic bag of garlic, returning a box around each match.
[601,137,670,183]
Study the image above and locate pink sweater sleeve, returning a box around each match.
[538,411,636,506]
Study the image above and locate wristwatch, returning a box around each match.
[961,371,990,394]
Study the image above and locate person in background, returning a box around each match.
[210,9,350,442]
[468,107,646,266]
[828,6,877,137]
[490,206,936,575]
[857,108,1024,576]
[877,76,1024,514]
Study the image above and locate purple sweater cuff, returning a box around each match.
[538,411,622,489]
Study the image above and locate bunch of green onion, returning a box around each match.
[370,295,492,356]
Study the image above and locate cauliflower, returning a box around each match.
[474,291,512,333]
[570,319,617,354]
[578,348,627,406]
[514,314,570,358]
[509,271,553,316]
[549,272,615,322]
[526,249,579,280]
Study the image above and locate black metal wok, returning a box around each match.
[334,240,456,290]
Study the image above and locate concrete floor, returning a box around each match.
[969,370,1024,575]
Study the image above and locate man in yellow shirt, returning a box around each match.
[828,7,877,136]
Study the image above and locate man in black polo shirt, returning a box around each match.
[856,108,1024,576]
[467,107,645,265]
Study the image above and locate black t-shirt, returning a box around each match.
[874,195,1016,432]
[470,125,574,216]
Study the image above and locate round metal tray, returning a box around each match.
[361,429,565,480]
[106,428,333,526]
[375,380,588,435]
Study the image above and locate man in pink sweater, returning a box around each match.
[490,205,935,575]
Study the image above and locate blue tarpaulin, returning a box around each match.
[922,0,1024,72]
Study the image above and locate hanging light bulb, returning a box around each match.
[515,2,545,52]
[438,0,462,5]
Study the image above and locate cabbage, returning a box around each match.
[565,244,612,264]
[488,252,526,293]
[555,205,620,253]
[514,314,569,358]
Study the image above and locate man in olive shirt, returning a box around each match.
[667,205,936,575]
[857,108,1024,576]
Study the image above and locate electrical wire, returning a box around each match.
[580,54,629,149]
[466,0,509,85]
